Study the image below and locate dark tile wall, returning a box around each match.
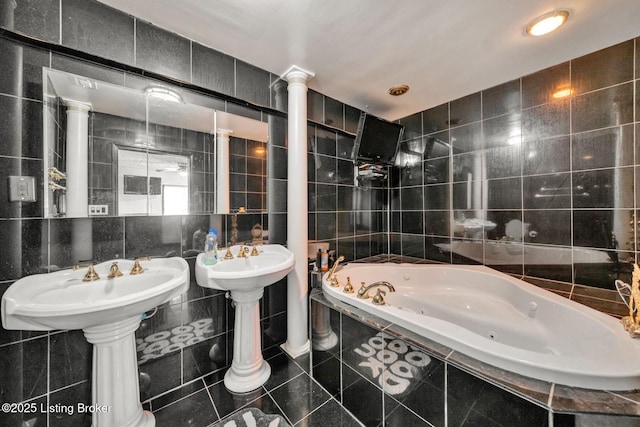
[229,135,267,213]
[0,1,374,426]
[307,123,387,262]
[394,38,640,301]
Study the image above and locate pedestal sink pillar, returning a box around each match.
[225,288,271,393]
[83,316,154,427]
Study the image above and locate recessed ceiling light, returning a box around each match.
[552,86,573,98]
[525,10,569,36]
[145,86,183,103]
[388,84,409,96]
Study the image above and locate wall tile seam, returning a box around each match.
[0,90,45,103]
[0,155,44,163]
[0,332,49,348]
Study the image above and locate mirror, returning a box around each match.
[43,68,268,217]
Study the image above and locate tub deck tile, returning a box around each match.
[446,350,552,408]
[551,385,640,416]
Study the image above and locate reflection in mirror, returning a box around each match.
[43,68,268,217]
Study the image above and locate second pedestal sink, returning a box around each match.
[195,244,294,393]
[1,257,189,427]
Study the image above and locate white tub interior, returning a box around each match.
[322,263,640,391]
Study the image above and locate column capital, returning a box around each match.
[62,98,92,113]
[280,65,315,85]
[216,128,233,139]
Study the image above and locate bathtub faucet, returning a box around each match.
[326,255,345,282]
[357,281,396,299]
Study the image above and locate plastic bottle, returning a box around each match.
[320,250,329,271]
[203,229,219,265]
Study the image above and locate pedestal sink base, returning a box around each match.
[84,316,154,427]
[194,246,296,393]
[224,359,271,394]
[225,289,271,393]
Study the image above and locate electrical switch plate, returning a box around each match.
[89,205,109,216]
[8,176,36,202]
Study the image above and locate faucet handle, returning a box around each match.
[250,245,259,256]
[237,246,249,258]
[223,247,234,260]
[130,257,150,275]
[372,288,386,305]
[343,277,354,294]
[108,262,123,279]
[73,263,101,282]
[357,282,368,298]
[330,275,339,287]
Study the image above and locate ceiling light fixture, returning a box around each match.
[525,10,569,36]
[388,84,409,96]
[145,86,183,103]
[552,86,573,98]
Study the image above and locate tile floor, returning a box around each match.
[146,346,363,426]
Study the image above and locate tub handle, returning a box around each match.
[372,289,386,305]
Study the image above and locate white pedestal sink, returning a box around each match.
[195,244,294,393]
[1,257,189,427]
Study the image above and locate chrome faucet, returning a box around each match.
[357,281,396,299]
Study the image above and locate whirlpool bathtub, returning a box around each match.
[322,263,640,391]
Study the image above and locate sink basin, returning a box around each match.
[195,244,294,291]
[2,257,189,331]
[453,218,497,235]
[195,244,294,393]
[1,257,189,427]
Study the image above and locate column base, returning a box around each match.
[280,339,310,359]
[224,360,271,393]
[312,331,338,351]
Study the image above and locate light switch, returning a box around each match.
[8,176,36,202]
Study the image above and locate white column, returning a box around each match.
[281,65,314,358]
[63,99,91,217]
[216,129,232,214]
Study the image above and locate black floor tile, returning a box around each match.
[269,374,331,425]
[297,398,362,427]
[152,388,218,427]
[264,352,305,391]
[213,391,288,426]
[149,378,207,410]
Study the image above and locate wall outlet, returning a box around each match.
[89,204,109,216]
[8,176,36,202]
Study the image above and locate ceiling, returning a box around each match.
[97,0,640,121]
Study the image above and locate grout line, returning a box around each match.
[203,378,221,421]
